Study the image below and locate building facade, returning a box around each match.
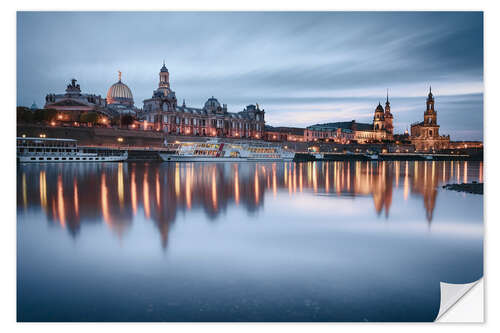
[44,73,139,124]
[44,79,108,122]
[305,95,394,144]
[142,63,266,138]
[304,123,355,143]
[106,71,138,115]
[264,126,306,142]
[410,88,450,151]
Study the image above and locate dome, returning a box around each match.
[107,72,134,106]
[204,96,221,110]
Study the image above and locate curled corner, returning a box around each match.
[435,279,483,322]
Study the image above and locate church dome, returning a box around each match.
[375,103,384,112]
[204,96,221,110]
[107,72,134,106]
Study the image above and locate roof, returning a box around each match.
[308,121,373,131]
[265,126,305,135]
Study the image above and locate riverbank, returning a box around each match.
[443,182,483,194]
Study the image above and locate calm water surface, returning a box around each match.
[17,161,483,322]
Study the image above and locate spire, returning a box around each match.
[160,60,168,72]
[118,70,122,82]
[182,99,186,107]
[427,85,434,99]
[386,88,389,103]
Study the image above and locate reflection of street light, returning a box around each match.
[57,114,63,120]
[50,121,56,126]
[117,137,124,143]
[39,133,46,138]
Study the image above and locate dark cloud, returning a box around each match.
[17,11,483,140]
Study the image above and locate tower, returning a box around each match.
[373,102,385,131]
[424,86,437,126]
[159,61,170,90]
[384,89,394,135]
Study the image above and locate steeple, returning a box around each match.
[160,60,168,73]
[374,100,385,131]
[118,70,122,82]
[159,61,170,90]
[426,85,435,111]
[384,89,394,135]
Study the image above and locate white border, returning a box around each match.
[2,1,498,331]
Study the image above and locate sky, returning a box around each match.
[17,12,483,140]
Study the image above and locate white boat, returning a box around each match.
[159,139,295,162]
[366,153,379,160]
[17,137,128,163]
[313,153,324,159]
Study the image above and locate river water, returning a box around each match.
[17,160,483,322]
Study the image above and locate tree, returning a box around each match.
[110,115,121,127]
[79,112,99,125]
[121,114,135,127]
[17,107,34,123]
[32,108,57,123]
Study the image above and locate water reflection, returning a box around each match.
[17,161,482,247]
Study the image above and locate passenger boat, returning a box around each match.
[365,153,379,160]
[159,139,295,162]
[17,137,128,163]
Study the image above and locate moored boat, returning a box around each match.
[17,137,128,163]
[159,139,295,162]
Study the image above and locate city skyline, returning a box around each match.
[17,12,483,140]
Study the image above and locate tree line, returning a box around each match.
[17,107,136,127]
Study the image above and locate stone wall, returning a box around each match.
[17,124,164,147]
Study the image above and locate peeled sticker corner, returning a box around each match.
[435,278,483,322]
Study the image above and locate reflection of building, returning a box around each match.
[44,78,108,121]
[141,63,266,138]
[17,160,482,247]
[410,87,450,151]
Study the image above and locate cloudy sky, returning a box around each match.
[17,12,483,140]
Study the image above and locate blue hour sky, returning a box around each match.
[17,11,483,140]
